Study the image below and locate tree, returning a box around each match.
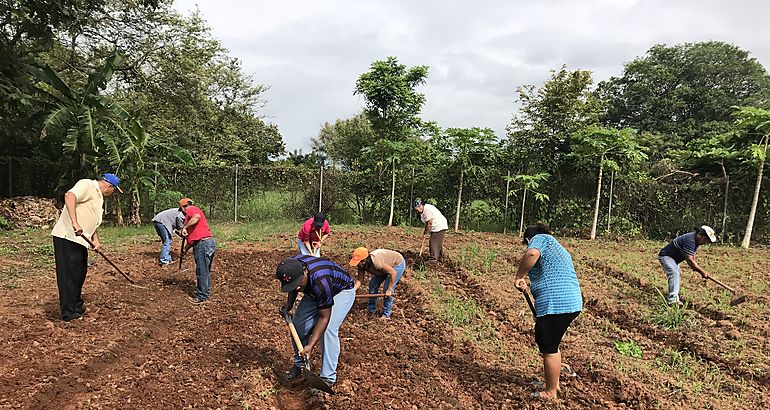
[732,106,770,248]
[505,173,550,236]
[442,128,498,231]
[506,66,600,175]
[599,41,770,154]
[571,126,648,240]
[354,56,428,141]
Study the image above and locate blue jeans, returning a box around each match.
[154,222,173,265]
[368,260,406,318]
[659,255,681,303]
[291,288,355,383]
[193,238,216,300]
[297,238,320,257]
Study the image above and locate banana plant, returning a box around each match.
[732,106,770,248]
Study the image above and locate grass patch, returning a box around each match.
[0,266,21,288]
[647,291,693,330]
[442,296,482,327]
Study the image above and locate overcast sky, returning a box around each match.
[173,0,770,153]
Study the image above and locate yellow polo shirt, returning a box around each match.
[51,179,104,248]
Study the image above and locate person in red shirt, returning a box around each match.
[179,198,216,304]
[297,212,330,257]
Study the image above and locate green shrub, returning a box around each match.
[614,339,643,358]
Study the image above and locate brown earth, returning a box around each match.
[0,227,768,409]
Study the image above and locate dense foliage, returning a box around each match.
[2,2,769,244]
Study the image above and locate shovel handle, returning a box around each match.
[518,287,536,317]
[355,293,392,298]
[178,237,186,270]
[707,276,735,293]
[76,233,137,284]
[287,321,305,351]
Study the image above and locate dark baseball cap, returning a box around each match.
[276,257,305,292]
[313,212,326,228]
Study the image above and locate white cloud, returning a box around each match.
[173,0,770,151]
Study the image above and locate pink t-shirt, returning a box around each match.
[185,206,213,243]
[298,218,330,242]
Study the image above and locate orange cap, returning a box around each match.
[349,247,369,267]
[179,198,193,207]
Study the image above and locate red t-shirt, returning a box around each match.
[297,218,330,242]
[185,206,213,243]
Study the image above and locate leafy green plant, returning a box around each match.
[614,339,643,358]
[0,215,12,230]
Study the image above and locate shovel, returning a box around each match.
[707,276,747,306]
[410,236,427,269]
[176,237,192,274]
[76,232,146,289]
[517,286,536,317]
[354,293,393,299]
[281,309,335,395]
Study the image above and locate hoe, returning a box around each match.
[281,309,335,395]
[707,276,747,306]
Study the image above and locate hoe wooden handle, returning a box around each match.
[77,233,137,284]
[707,276,735,293]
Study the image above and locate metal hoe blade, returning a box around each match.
[302,365,335,395]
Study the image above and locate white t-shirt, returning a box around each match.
[51,179,104,248]
[420,204,448,232]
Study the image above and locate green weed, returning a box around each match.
[461,244,480,268]
[614,339,643,358]
[0,244,14,256]
[648,291,692,330]
[442,296,481,327]
[656,349,697,378]
[0,266,20,288]
[482,249,499,272]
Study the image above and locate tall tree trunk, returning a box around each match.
[388,160,396,226]
[519,188,527,237]
[741,135,768,248]
[116,196,124,226]
[454,166,463,232]
[129,189,141,226]
[590,154,605,240]
[720,162,729,243]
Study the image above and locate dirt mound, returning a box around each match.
[0,196,60,229]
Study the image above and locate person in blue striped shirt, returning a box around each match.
[276,254,356,393]
[514,222,582,400]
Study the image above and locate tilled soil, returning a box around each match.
[1,228,768,409]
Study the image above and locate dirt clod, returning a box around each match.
[725,329,741,340]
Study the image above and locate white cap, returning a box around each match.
[701,225,717,243]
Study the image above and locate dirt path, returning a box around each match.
[1,228,768,409]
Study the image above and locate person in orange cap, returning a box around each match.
[349,247,406,319]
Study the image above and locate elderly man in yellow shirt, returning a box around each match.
[50,173,121,321]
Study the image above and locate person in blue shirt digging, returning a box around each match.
[658,225,716,305]
[276,254,356,395]
[514,222,582,400]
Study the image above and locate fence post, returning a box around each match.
[153,162,158,215]
[7,159,11,198]
[409,166,415,226]
[318,162,324,213]
[607,170,614,233]
[234,163,239,222]
[503,170,510,234]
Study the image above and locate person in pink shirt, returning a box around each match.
[179,198,216,304]
[297,212,330,257]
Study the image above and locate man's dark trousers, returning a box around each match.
[53,236,88,321]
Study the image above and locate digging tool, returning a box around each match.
[517,286,536,317]
[177,236,191,273]
[354,293,393,299]
[280,309,335,395]
[706,276,747,306]
[411,236,427,269]
[76,232,146,288]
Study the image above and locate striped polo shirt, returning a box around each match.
[292,254,354,309]
[527,234,583,317]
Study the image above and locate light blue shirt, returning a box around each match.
[527,234,583,317]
